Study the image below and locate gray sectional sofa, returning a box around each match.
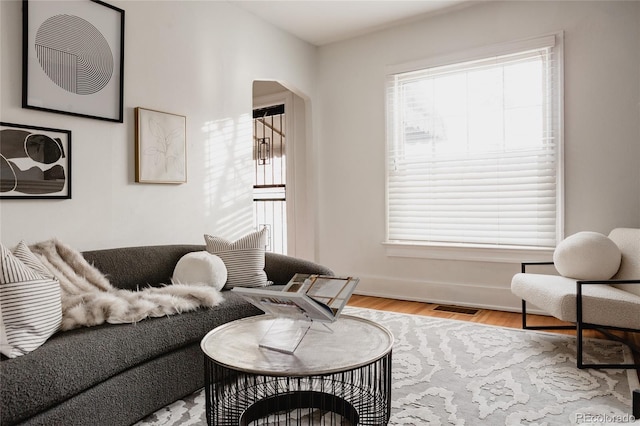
[0,244,333,426]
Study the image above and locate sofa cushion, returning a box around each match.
[0,291,262,424]
[204,228,268,288]
[172,251,227,290]
[0,242,62,358]
[81,245,205,291]
[553,231,621,280]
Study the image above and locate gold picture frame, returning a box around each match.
[135,107,186,184]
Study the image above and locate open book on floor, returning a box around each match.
[231,274,360,323]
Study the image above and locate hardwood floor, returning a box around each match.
[347,294,636,342]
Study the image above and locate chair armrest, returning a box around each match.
[577,279,640,285]
[520,261,555,273]
[575,279,640,325]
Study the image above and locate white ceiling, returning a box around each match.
[232,1,471,46]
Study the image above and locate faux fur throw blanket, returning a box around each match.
[30,239,224,331]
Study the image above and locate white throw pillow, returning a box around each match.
[172,251,227,291]
[553,231,621,280]
[204,227,268,289]
[0,242,62,358]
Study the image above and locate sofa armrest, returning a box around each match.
[264,252,334,286]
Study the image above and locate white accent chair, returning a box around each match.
[511,228,640,370]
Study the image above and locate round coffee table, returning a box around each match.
[201,315,393,425]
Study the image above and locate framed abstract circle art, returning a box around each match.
[22,0,125,122]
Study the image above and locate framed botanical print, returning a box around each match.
[135,108,187,184]
[22,0,125,122]
[0,122,71,199]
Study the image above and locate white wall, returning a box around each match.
[316,1,640,311]
[0,1,318,252]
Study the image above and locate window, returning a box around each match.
[386,34,563,250]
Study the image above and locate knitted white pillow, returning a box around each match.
[172,251,227,291]
[553,231,621,280]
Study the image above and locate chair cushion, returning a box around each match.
[511,273,640,329]
[608,228,640,297]
[553,232,621,280]
[511,273,578,322]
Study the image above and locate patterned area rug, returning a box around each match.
[135,307,639,425]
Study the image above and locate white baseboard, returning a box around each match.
[353,274,549,316]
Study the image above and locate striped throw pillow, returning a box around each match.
[0,242,62,358]
[204,228,268,289]
[12,241,53,278]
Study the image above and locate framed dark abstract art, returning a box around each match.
[0,122,71,199]
[22,0,125,122]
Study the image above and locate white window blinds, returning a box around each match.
[386,35,562,248]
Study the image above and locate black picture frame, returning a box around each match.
[0,122,72,199]
[22,0,125,123]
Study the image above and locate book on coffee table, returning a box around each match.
[232,274,359,353]
[232,274,359,323]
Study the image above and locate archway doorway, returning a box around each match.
[252,100,287,254]
[253,81,294,256]
[252,80,314,259]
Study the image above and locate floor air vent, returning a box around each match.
[433,305,479,315]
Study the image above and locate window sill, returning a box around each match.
[382,241,554,263]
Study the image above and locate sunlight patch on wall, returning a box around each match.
[201,114,255,239]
